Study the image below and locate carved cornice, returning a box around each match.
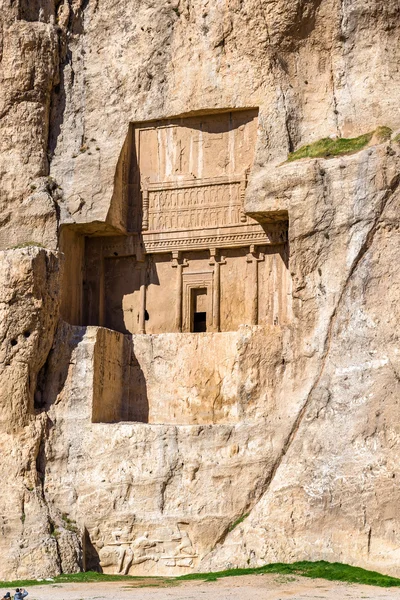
[97,223,287,258]
[143,174,244,191]
[142,225,286,254]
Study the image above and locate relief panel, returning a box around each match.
[93,524,198,575]
[144,176,246,233]
[134,110,258,183]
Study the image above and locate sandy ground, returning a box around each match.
[4,574,400,600]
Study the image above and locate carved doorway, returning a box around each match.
[191,288,208,332]
[182,271,214,332]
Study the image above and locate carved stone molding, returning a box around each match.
[142,225,284,254]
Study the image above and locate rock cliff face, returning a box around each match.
[1,0,400,581]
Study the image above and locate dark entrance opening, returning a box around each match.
[191,288,208,332]
[193,311,207,332]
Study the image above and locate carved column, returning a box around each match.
[239,169,249,223]
[209,249,226,332]
[250,250,258,326]
[99,252,105,327]
[176,265,183,332]
[214,260,220,331]
[138,261,147,334]
[141,177,150,231]
[172,251,188,332]
[246,245,264,326]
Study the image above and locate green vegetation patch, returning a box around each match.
[177,561,400,588]
[287,132,373,162]
[228,512,249,532]
[61,513,79,533]
[287,126,394,162]
[0,571,164,590]
[374,126,393,142]
[1,561,400,590]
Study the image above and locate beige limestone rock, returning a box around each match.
[0,0,400,583]
[34,322,286,574]
[202,145,400,575]
[0,247,81,578]
[48,0,400,227]
[0,14,59,249]
[130,327,282,424]
[0,247,59,428]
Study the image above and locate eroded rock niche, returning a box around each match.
[60,110,290,425]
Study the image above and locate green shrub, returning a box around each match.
[287,132,373,162]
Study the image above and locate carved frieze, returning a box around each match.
[89,221,287,262]
[142,175,246,232]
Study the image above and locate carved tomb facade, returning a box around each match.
[82,110,290,336]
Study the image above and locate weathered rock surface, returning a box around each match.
[202,145,400,575]
[31,322,286,575]
[0,247,81,578]
[0,0,400,583]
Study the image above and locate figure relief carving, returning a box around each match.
[141,177,150,231]
[97,524,198,574]
[145,176,247,233]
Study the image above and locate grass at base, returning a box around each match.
[1,561,400,590]
[177,561,400,587]
[0,571,160,589]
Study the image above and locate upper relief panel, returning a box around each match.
[134,110,258,184]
